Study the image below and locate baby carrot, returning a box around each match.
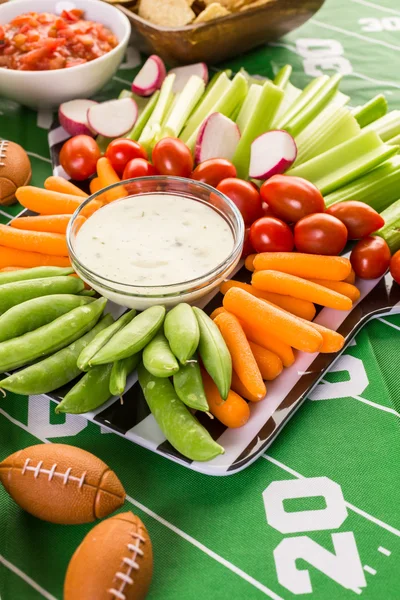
[231,371,264,403]
[90,177,102,195]
[220,280,316,320]
[10,214,71,235]
[96,157,126,202]
[0,224,68,256]
[302,320,345,353]
[307,279,360,303]
[44,176,88,198]
[0,246,70,268]
[248,341,283,380]
[344,268,356,284]
[202,370,251,427]
[80,199,105,218]
[214,312,266,401]
[245,254,256,272]
[253,252,351,281]
[0,267,25,272]
[224,287,323,353]
[210,307,226,320]
[16,187,82,215]
[252,270,352,311]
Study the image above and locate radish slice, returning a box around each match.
[87,98,138,138]
[58,99,98,136]
[169,63,208,93]
[249,130,297,180]
[132,55,166,97]
[195,112,240,164]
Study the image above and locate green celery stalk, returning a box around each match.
[273,82,302,125]
[287,130,398,195]
[236,84,262,133]
[127,90,160,141]
[352,94,388,128]
[139,74,175,150]
[239,68,267,86]
[364,111,400,142]
[388,133,400,145]
[375,198,400,253]
[161,76,206,138]
[203,70,231,97]
[328,90,350,107]
[233,81,284,179]
[273,65,292,89]
[119,89,133,99]
[275,75,329,128]
[325,156,400,211]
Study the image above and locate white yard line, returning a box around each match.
[378,317,400,333]
[262,455,400,538]
[351,0,400,16]
[351,71,400,90]
[378,546,391,556]
[0,209,13,221]
[0,555,58,600]
[26,151,52,164]
[351,394,400,417]
[112,75,132,86]
[310,19,400,52]
[363,565,377,575]
[268,42,298,54]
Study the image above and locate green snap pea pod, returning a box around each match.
[192,307,232,400]
[0,294,94,343]
[0,314,113,395]
[56,363,114,414]
[172,355,209,411]
[0,266,74,286]
[142,330,179,378]
[0,276,85,314]
[79,290,96,297]
[78,310,136,371]
[138,363,224,461]
[0,297,106,373]
[91,305,166,365]
[164,303,200,365]
[109,353,140,396]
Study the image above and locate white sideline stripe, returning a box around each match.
[262,455,400,538]
[113,75,132,86]
[378,546,391,556]
[0,555,57,600]
[363,565,377,575]
[0,408,283,600]
[26,151,52,164]
[0,209,13,221]
[352,71,400,90]
[351,395,400,418]
[310,19,400,52]
[351,0,400,16]
[378,317,400,333]
[125,495,284,600]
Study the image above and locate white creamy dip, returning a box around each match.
[75,193,234,287]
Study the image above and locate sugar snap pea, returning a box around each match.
[173,355,209,411]
[0,294,94,343]
[0,276,84,314]
[192,307,232,400]
[78,309,136,371]
[164,303,200,365]
[138,363,224,461]
[142,330,179,378]
[56,363,113,414]
[0,266,74,286]
[0,297,106,372]
[110,354,140,397]
[79,290,96,297]
[91,305,166,365]
[0,314,113,395]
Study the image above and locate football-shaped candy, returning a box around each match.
[0,443,125,524]
[64,511,153,600]
[0,140,32,205]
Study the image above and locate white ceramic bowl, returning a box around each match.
[0,0,131,109]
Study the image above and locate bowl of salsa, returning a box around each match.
[0,0,131,108]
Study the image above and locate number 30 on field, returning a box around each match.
[263,477,367,594]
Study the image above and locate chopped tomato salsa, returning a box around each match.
[0,10,118,70]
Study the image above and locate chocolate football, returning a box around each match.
[0,140,32,205]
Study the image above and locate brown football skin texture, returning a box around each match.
[64,511,153,600]
[0,444,125,524]
[0,140,31,205]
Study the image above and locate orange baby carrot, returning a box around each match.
[44,176,88,198]
[344,268,356,284]
[0,266,25,272]
[245,253,256,272]
[210,307,226,320]
[253,252,351,281]
[224,287,323,353]
[248,341,283,380]
[231,371,265,403]
[202,370,251,427]
[252,270,352,311]
[80,199,104,218]
[16,187,82,215]
[214,312,266,400]
[74,215,87,234]
[0,224,68,256]
[220,280,316,320]
[96,157,127,203]
[0,246,70,268]
[307,279,360,303]
[10,214,71,235]
[90,177,102,195]
[302,320,345,353]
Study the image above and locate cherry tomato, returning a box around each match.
[261,202,276,217]
[390,250,400,284]
[152,138,193,177]
[241,228,254,258]
[351,236,391,279]
[249,217,294,253]
[122,158,157,179]
[105,139,147,176]
[294,213,348,255]
[59,135,101,181]
[192,159,237,188]
[326,201,385,240]
[217,178,263,226]
[260,175,325,223]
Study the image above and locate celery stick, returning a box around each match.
[273,82,302,125]
[388,134,400,145]
[364,111,400,142]
[204,70,231,96]
[375,198,400,253]
[119,89,133,99]
[236,84,262,133]
[139,74,175,149]
[287,130,398,195]
[161,76,206,139]
[352,94,388,128]
[273,65,292,89]
[328,90,350,108]
[239,68,267,86]
[127,91,159,141]
[276,75,329,128]
[233,81,284,179]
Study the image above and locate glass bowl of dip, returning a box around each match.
[67,176,245,310]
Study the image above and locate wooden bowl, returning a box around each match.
[117,0,325,66]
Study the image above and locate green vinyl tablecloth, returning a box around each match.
[1,0,400,598]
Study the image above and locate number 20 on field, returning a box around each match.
[263,477,367,595]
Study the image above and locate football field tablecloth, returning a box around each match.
[1,0,400,598]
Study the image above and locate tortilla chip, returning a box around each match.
[194,2,230,22]
[138,0,195,27]
[203,0,239,8]
[239,0,274,10]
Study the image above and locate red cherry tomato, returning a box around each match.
[326,201,385,240]
[105,139,147,176]
[249,217,294,253]
[59,135,101,181]
[192,159,237,188]
[216,178,263,226]
[122,158,157,179]
[261,202,276,217]
[152,138,193,177]
[294,213,348,255]
[241,228,254,258]
[260,175,325,223]
[390,250,400,284]
[351,236,391,279]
